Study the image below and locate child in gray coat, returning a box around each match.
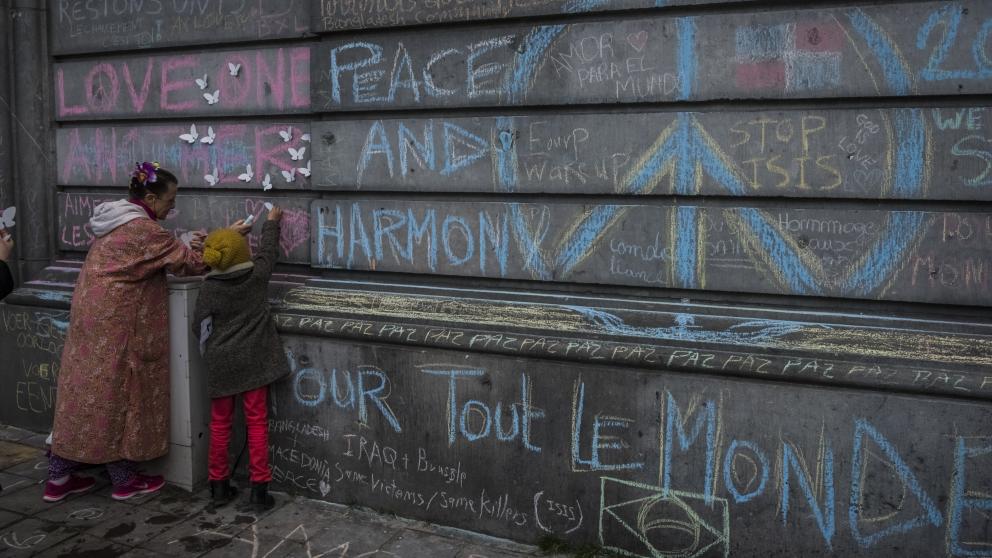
[194,206,290,510]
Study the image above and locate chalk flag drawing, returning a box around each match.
[599,477,729,558]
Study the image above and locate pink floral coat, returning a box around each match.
[52,218,206,463]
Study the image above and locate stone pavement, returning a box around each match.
[0,427,541,558]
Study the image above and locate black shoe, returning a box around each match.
[249,482,275,511]
[210,479,237,507]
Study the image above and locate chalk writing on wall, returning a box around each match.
[59,192,311,264]
[55,46,310,120]
[315,1,992,111]
[312,107,991,199]
[268,337,992,555]
[311,200,992,306]
[57,123,311,189]
[0,305,69,429]
[53,0,310,53]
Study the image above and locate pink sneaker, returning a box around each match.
[111,474,165,501]
[43,474,96,502]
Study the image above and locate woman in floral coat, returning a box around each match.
[45,163,246,502]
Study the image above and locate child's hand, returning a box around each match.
[189,231,206,252]
[267,206,283,222]
[229,219,252,236]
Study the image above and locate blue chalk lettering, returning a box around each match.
[508,204,552,280]
[441,122,489,176]
[663,391,717,500]
[479,210,509,277]
[723,439,769,503]
[495,116,519,192]
[848,419,943,549]
[293,368,325,407]
[674,206,698,288]
[460,400,492,441]
[494,401,520,441]
[781,441,835,549]
[949,437,992,556]
[387,42,421,102]
[840,211,926,295]
[556,205,621,278]
[348,203,373,269]
[422,368,485,446]
[520,373,543,453]
[357,368,402,433]
[329,42,384,104]
[398,120,435,175]
[442,214,475,266]
[738,208,822,295]
[373,208,410,262]
[407,208,438,271]
[317,204,344,266]
[571,381,642,470]
[357,120,394,186]
[330,368,355,409]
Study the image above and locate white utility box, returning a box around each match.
[148,278,210,492]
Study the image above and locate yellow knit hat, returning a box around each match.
[202,228,251,272]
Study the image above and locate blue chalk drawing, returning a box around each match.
[663,391,717,503]
[571,381,643,471]
[735,24,791,62]
[781,441,836,549]
[460,400,492,441]
[564,306,811,347]
[948,437,992,556]
[737,208,823,296]
[846,9,912,95]
[357,368,402,433]
[440,122,489,176]
[677,17,697,101]
[723,439,769,504]
[675,206,697,288]
[556,205,622,277]
[849,419,942,549]
[495,116,518,192]
[839,211,927,295]
[892,109,926,197]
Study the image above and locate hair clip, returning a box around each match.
[132,161,161,186]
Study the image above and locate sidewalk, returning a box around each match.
[0,426,541,558]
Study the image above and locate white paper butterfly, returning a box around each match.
[204,167,219,186]
[281,168,296,183]
[278,128,292,143]
[200,126,216,145]
[298,160,311,177]
[0,206,15,230]
[195,74,208,90]
[262,173,272,191]
[179,124,198,144]
[203,90,220,105]
[228,62,241,77]
[288,146,306,161]
[301,133,311,142]
[238,164,253,182]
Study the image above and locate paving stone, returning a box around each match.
[19,434,50,450]
[0,479,67,516]
[0,472,41,495]
[0,442,43,470]
[118,548,171,557]
[381,531,464,558]
[141,507,260,555]
[121,484,210,519]
[0,508,25,529]
[457,544,538,558]
[0,517,78,557]
[3,458,49,481]
[89,503,189,547]
[298,514,400,556]
[36,532,133,558]
[34,493,135,531]
[0,427,35,443]
[197,527,302,558]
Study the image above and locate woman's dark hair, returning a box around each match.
[128,167,178,200]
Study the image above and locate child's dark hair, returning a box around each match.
[128,166,178,200]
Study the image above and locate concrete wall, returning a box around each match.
[1,0,991,556]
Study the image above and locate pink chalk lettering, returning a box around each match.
[123,59,154,114]
[85,63,120,113]
[255,124,299,175]
[256,49,286,109]
[161,56,198,112]
[57,69,87,117]
[61,129,92,183]
[290,47,310,108]
[221,54,252,108]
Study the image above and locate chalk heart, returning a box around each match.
[627,31,649,53]
[279,209,310,257]
[853,168,883,188]
[245,199,267,220]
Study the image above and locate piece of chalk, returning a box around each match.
[264,202,273,211]
[243,214,255,226]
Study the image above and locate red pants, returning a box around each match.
[209,386,271,483]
